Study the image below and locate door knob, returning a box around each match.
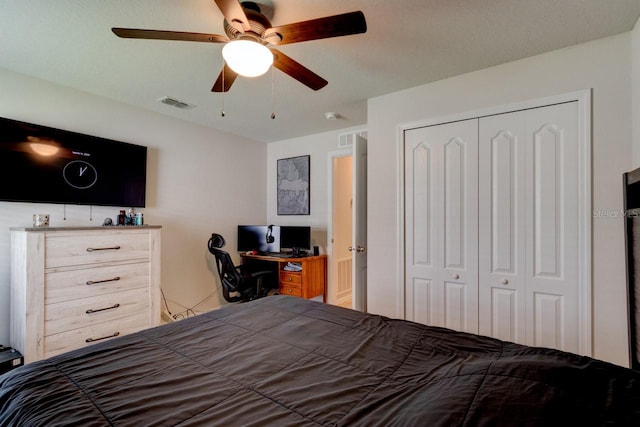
[452,273,460,279]
[356,246,366,253]
[501,278,509,285]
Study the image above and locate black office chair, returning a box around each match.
[208,233,271,303]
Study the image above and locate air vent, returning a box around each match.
[338,135,353,149]
[157,96,196,110]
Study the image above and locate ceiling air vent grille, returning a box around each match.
[338,135,354,149]
[157,96,195,110]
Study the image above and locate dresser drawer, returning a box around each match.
[280,272,302,285]
[45,231,151,268]
[46,262,150,304]
[279,283,302,297]
[45,287,149,337]
[43,312,150,359]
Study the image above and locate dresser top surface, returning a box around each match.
[10,225,162,232]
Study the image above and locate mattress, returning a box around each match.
[1,295,639,426]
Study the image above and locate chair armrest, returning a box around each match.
[250,270,272,279]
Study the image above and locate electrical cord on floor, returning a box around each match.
[160,289,172,317]
[160,288,219,320]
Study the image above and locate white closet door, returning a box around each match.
[478,111,527,343]
[405,125,440,326]
[478,101,580,353]
[524,102,579,352]
[405,119,478,333]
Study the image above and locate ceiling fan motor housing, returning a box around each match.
[224,6,278,44]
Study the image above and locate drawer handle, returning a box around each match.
[288,276,293,281]
[86,276,121,286]
[288,289,293,294]
[86,303,120,314]
[85,331,120,343]
[86,245,121,252]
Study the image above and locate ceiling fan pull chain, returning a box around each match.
[221,61,226,117]
[270,66,276,120]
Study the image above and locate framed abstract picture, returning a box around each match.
[277,155,310,215]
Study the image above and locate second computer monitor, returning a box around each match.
[280,226,311,254]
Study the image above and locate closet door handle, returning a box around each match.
[452,273,460,280]
[501,278,509,285]
[86,245,121,252]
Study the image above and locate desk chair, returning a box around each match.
[208,233,271,303]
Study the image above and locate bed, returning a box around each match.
[1,295,639,426]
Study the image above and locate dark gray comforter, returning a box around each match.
[1,295,639,426]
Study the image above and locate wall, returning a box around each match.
[633,16,640,165]
[0,68,267,344]
[366,33,633,366]
[266,126,366,247]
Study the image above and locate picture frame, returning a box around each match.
[277,155,310,215]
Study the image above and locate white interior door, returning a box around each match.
[524,102,580,352]
[352,135,367,311]
[478,111,527,343]
[477,102,581,353]
[404,120,478,332]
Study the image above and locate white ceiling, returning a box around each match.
[1,0,639,143]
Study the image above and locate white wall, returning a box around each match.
[0,68,267,344]
[266,126,366,249]
[366,33,633,366]
[633,16,640,165]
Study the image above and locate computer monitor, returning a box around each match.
[280,226,311,255]
[237,225,280,253]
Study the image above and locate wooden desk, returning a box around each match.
[241,254,327,302]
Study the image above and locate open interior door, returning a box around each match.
[351,135,367,311]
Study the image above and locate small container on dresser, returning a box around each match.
[9,226,162,363]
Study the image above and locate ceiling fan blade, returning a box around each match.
[271,49,328,91]
[211,64,238,92]
[213,0,251,33]
[264,11,366,45]
[112,28,228,43]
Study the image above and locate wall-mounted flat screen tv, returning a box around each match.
[0,116,147,207]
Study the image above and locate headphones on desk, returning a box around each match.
[266,225,275,244]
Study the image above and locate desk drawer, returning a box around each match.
[280,272,302,285]
[279,283,301,297]
[45,231,150,268]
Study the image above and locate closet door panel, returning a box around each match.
[525,102,579,352]
[404,119,478,333]
[478,112,526,342]
[404,128,440,325]
[444,281,467,332]
[491,288,518,342]
[406,278,436,325]
[438,120,478,333]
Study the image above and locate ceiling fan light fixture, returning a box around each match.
[222,40,273,77]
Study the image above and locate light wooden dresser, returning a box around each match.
[10,226,161,363]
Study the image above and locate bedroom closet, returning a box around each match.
[403,94,591,356]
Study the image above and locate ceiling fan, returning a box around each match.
[112,0,367,93]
